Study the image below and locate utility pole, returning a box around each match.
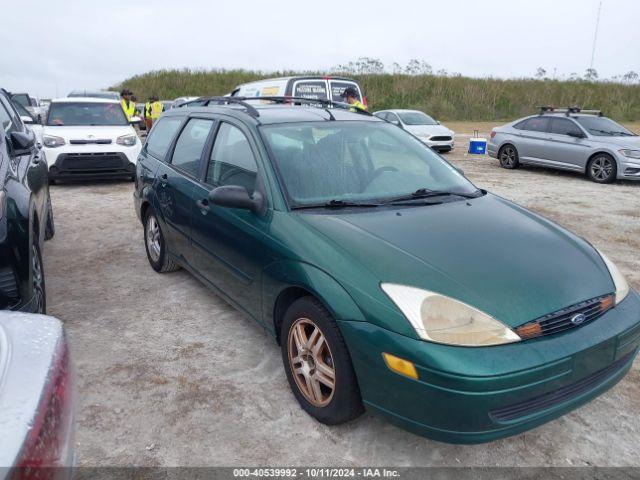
[590,0,602,70]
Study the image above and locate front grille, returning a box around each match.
[430,136,452,141]
[0,267,18,299]
[490,350,635,422]
[57,152,128,173]
[69,139,112,145]
[516,294,613,340]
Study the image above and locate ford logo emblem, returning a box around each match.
[571,313,586,325]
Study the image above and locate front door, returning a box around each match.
[191,120,273,321]
[543,117,591,171]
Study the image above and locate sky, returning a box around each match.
[2,0,639,98]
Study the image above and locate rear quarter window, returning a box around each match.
[145,117,184,160]
[293,81,328,100]
[330,81,362,102]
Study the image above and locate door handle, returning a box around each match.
[196,198,210,213]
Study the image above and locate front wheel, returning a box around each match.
[281,296,363,425]
[498,144,519,169]
[31,242,46,314]
[143,209,180,273]
[587,154,617,183]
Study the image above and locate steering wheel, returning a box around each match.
[369,166,398,182]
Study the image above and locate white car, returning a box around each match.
[42,97,141,182]
[373,109,455,153]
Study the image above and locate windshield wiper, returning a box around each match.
[382,188,481,204]
[291,199,381,210]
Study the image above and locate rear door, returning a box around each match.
[154,117,215,267]
[329,80,363,103]
[514,117,551,163]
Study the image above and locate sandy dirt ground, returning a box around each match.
[44,121,640,467]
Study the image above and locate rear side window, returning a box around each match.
[549,118,584,136]
[171,118,214,177]
[146,117,184,160]
[521,117,550,132]
[206,123,258,194]
[11,94,30,108]
[0,103,12,132]
[330,81,361,102]
[293,81,328,100]
[0,96,17,133]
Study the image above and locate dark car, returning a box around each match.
[0,89,54,314]
[133,97,639,444]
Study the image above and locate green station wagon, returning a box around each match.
[133,97,640,443]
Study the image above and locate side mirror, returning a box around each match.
[208,185,264,213]
[20,115,35,125]
[129,115,142,125]
[10,130,36,153]
[390,119,401,127]
[568,131,586,139]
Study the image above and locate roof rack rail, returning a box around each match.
[537,105,603,117]
[184,96,261,118]
[181,95,372,118]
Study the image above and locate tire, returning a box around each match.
[281,296,364,425]
[31,241,46,314]
[44,195,55,240]
[143,208,180,273]
[498,144,519,169]
[587,154,617,183]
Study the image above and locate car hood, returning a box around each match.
[404,124,452,137]
[593,135,640,149]
[298,194,614,328]
[43,125,135,141]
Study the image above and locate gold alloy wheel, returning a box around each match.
[287,318,336,407]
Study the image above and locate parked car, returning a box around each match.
[42,97,141,182]
[0,88,53,314]
[229,76,366,106]
[133,97,639,444]
[9,93,47,124]
[0,311,75,476]
[67,90,120,101]
[489,107,640,183]
[374,109,455,152]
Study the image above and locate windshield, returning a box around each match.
[574,116,636,136]
[262,121,477,207]
[397,111,437,126]
[46,102,128,126]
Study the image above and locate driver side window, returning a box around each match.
[206,123,258,195]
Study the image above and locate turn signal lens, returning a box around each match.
[515,322,542,339]
[382,353,418,380]
[600,295,614,311]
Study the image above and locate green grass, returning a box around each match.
[114,69,640,122]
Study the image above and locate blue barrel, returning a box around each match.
[468,138,487,155]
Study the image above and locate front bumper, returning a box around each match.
[338,289,640,443]
[44,143,141,181]
[418,137,454,152]
[616,155,640,180]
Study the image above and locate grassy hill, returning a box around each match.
[114,69,640,122]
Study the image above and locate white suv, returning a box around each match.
[42,97,141,182]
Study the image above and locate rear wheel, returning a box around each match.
[587,154,617,183]
[144,209,180,273]
[281,296,363,425]
[498,144,519,169]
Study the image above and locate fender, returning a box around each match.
[261,260,367,339]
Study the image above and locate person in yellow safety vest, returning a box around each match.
[340,87,367,112]
[147,95,164,129]
[120,89,136,121]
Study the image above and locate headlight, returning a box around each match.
[381,283,521,346]
[596,249,630,305]
[42,135,65,148]
[619,149,640,159]
[116,134,137,147]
